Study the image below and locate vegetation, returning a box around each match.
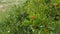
[0,0,60,34]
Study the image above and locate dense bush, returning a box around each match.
[0,0,60,34]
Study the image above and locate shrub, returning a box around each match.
[0,0,60,34]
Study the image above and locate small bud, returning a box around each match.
[45,29,49,32]
[31,16,35,19]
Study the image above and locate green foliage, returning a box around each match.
[0,0,60,34]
